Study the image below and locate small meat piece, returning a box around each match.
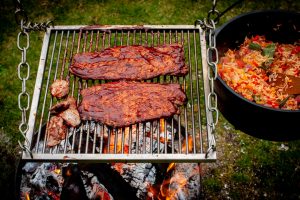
[50,97,81,127]
[59,108,81,128]
[47,116,67,147]
[78,81,187,127]
[50,99,71,114]
[50,79,69,98]
[70,44,188,80]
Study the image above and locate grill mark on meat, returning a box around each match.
[78,81,186,127]
[70,44,188,80]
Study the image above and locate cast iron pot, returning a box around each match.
[215,10,300,141]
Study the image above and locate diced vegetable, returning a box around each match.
[249,42,261,50]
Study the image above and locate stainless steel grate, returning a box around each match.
[23,25,216,162]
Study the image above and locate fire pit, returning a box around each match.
[17,162,202,200]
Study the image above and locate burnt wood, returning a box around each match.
[79,164,139,200]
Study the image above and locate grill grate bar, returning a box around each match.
[24,25,216,162]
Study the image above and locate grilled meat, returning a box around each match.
[47,116,67,147]
[50,99,71,114]
[59,108,81,127]
[78,81,186,127]
[70,44,188,80]
[50,79,69,98]
[50,97,81,127]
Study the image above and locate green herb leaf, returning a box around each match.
[262,43,276,58]
[249,42,261,50]
[279,95,295,108]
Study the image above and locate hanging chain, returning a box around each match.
[195,0,219,158]
[15,0,52,157]
[207,0,221,25]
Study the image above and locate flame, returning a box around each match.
[66,169,72,177]
[167,163,175,173]
[163,173,188,200]
[112,163,124,174]
[47,191,60,200]
[159,179,171,198]
[159,119,165,134]
[147,165,194,200]
[25,192,30,200]
[103,128,130,154]
[181,135,193,153]
[158,119,171,143]
[53,168,61,174]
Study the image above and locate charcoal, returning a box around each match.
[61,164,89,200]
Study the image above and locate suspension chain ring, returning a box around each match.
[15,0,52,157]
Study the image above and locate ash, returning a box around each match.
[20,162,113,200]
[21,163,63,200]
[112,163,156,199]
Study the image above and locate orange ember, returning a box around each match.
[160,179,171,197]
[181,135,193,153]
[66,169,72,177]
[103,128,130,154]
[47,191,60,200]
[53,168,61,174]
[167,163,175,173]
[25,192,30,200]
[159,119,165,134]
[112,163,124,174]
[147,168,191,199]
[158,119,171,143]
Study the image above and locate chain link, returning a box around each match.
[17,25,32,157]
[207,0,220,25]
[205,20,219,157]
[15,0,52,157]
[195,0,220,158]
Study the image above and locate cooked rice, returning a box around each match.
[218,35,299,110]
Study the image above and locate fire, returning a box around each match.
[181,135,193,153]
[147,174,189,200]
[103,128,130,154]
[158,172,188,200]
[47,191,60,200]
[157,119,171,143]
[65,168,72,177]
[167,163,175,173]
[53,168,61,174]
[25,192,30,200]
[159,118,165,134]
[111,163,124,174]
[147,163,197,200]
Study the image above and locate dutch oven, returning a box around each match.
[215,10,300,141]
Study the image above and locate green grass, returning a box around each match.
[0,0,300,199]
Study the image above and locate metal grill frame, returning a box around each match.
[22,25,216,163]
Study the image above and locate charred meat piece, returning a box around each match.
[70,44,188,80]
[50,79,69,98]
[50,97,81,127]
[46,116,67,147]
[59,108,81,128]
[78,81,187,127]
[50,99,71,115]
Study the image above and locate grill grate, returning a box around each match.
[23,25,216,162]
